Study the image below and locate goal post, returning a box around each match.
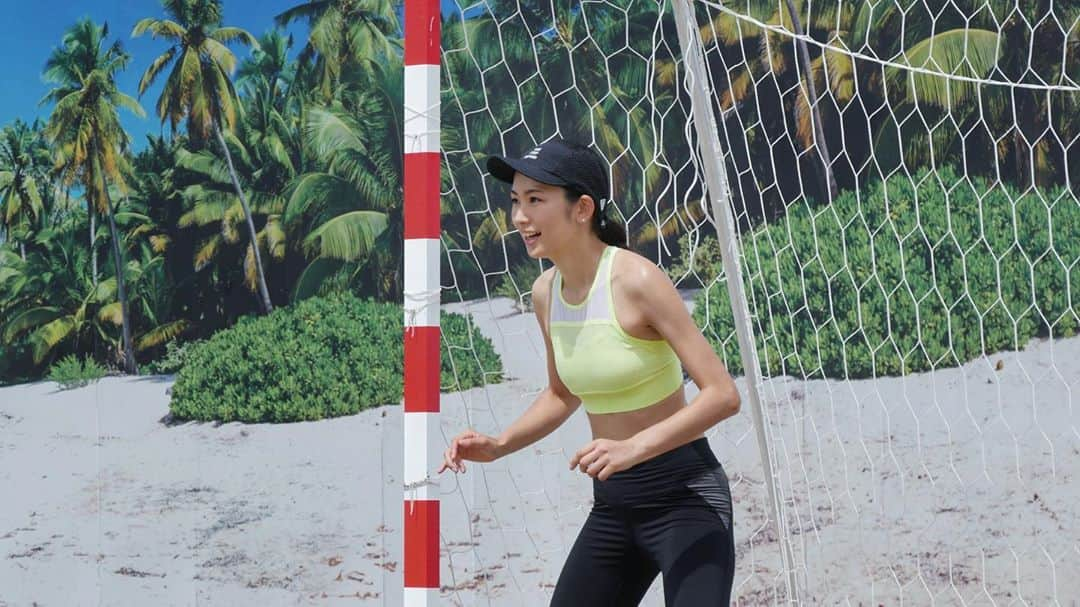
[402,0,1080,604]
[669,0,799,601]
[402,0,442,605]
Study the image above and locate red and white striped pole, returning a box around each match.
[403,0,440,605]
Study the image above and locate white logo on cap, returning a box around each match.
[522,146,542,160]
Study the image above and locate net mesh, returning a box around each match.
[421,0,1080,604]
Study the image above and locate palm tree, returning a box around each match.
[109,182,190,355]
[691,0,852,207]
[274,0,400,100]
[172,56,300,303]
[132,0,272,313]
[982,0,1080,187]
[42,18,144,374]
[283,53,402,301]
[175,134,291,296]
[696,0,1005,202]
[816,1,1002,178]
[552,2,678,238]
[284,104,392,300]
[237,29,295,103]
[779,0,836,200]
[0,217,121,368]
[0,119,50,260]
[438,12,541,294]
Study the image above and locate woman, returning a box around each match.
[438,138,741,605]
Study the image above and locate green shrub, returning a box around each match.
[690,167,1080,379]
[667,231,727,289]
[440,310,505,390]
[169,293,504,423]
[145,339,204,375]
[48,355,106,390]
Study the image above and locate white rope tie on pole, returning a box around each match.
[404,287,442,331]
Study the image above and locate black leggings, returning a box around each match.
[550,437,735,606]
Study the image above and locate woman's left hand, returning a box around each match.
[570,438,647,481]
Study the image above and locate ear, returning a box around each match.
[576,194,597,224]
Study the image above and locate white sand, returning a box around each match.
[2,295,1078,606]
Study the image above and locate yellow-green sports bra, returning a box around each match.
[548,245,683,415]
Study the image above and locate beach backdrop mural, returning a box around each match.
[2,0,1078,605]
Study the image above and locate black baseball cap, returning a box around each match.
[486,138,611,202]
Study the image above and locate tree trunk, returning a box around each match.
[1014,91,1029,189]
[213,122,274,314]
[782,0,838,202]
[103,189,137,375]
[90,203,98,286]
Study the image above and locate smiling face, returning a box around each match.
[510,173,594,259]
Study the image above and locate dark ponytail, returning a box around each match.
[565,185,628,248]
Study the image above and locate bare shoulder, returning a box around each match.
[531,267,557,322]
[531,267,557,299]
[611,247,674,301]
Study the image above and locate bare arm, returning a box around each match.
[495,269,582,457]
[624,257,741,462]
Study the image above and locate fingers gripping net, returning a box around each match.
[421,0,1080,604]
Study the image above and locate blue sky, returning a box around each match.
[1,0,467,154]
[0,0,324,150]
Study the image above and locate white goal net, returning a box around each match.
[403,0,1080,604]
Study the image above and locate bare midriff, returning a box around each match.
[585,385,702,443]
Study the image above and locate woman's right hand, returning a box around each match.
[438,429,503,474]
